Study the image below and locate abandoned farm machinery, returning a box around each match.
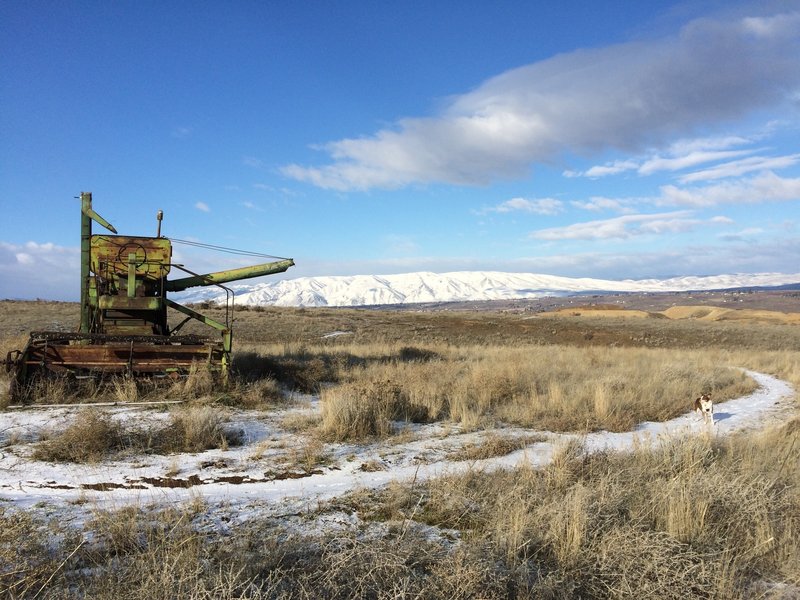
[4,192,294,403]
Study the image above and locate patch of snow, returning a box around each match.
[321,331,353,339]
[0,371,793,520]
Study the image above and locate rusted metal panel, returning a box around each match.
[91,234,172,279]
[98,296,163,310]
[19,339,224,374]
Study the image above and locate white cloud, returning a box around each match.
[284,11,800,191]
[242,201,264,212]
[718,227,764,242]
[660,171,800,206]
[529,211,706,241]
[666,135,753,155]
[677,153,800,183]
[195,201,211,212]
[0,241,79,300]
[485,197,564,215]
[638,149,756,176]
[710,216,735,225]
[570,197,633,213]
[582,160,639,178]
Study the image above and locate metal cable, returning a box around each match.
[169,238,289,260]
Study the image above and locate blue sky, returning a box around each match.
[1,1,799,300]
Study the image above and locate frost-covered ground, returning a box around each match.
[0,370,794,527]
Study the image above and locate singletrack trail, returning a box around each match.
[0,370,794,514]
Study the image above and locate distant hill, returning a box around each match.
[174,271,800,308]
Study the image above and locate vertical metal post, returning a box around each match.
[127,253,137,298]
[79,192,92,334]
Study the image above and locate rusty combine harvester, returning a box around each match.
[5,192,294,403]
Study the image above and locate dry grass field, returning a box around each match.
[0,296,798,598]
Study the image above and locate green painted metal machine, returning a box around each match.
[5,192,294,403]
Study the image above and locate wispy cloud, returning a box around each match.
[659,171,800,206]
[564,160,638,178]
[195,201,211,212]
[529,211,712,241]
[170,126,192,138]
[283,11,800,191]
[718,227,764,242]
[567,140,759,179]
[483,197,564,215]
[570,197,634,213]
[243,156,264,169]
[242,201,264,212]
[677,154,800,183]
[638,149,756,176]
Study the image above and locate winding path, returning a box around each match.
[0,370,794,513]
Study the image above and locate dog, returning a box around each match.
[694,393,714,425]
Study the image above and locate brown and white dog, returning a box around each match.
[694,393,714,425]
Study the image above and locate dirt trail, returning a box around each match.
[0,370,794,513]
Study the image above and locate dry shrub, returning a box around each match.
[32,407,239,462]
[231,350,275,382]
[235,348,339,393]
[111,375,139,403]
[33,410,127,463]
[154,406,241,453]
[234,377,285,408]
[397,345,441,362]
[731,348,800,389]
[0,380,10,410]
[313,344,762,434]
[446,433,547,461]
[0,507,82,598]
[12,415,800,599]
[18,373,77,405]
[283,437,331,473]
[320,379,430,441]
[78,504,265,600]
[580,526,721,599]
[176,363,215,398]
[280,411,323,432]
[395,418,800,598]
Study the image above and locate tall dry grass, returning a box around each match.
[7,417,798,598]
[362,417,800,598]
[312,343,761,440]
[32,406,240,462]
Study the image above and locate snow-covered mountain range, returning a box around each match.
[174,271,800,308]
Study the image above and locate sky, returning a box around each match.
[1,0,799,300]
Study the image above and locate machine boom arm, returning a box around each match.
[164,258,295,292]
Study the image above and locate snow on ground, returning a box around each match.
[0,370,794,523]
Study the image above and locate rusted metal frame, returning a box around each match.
[18,343,224,370]
[164,298,228,333]
[79,192,117,335]
[168,263,235,330]
[27,331,216,344]
[163,298,232,381]
[170,315,194,335]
